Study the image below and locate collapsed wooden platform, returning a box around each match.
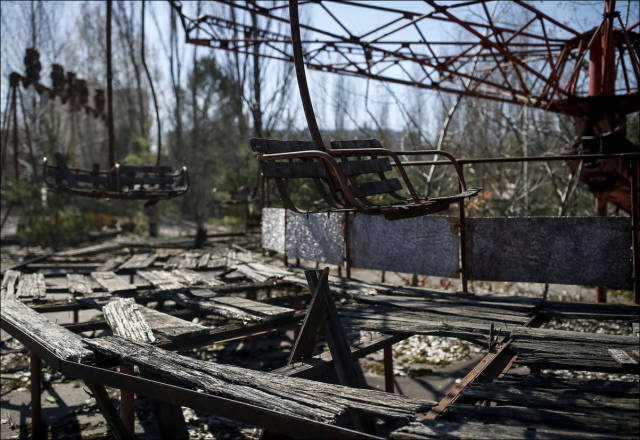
[1,235,638,439]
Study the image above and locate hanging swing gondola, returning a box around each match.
[42,0,188,200]
[250,0,481,220]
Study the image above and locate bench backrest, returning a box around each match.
[330,139,404,199]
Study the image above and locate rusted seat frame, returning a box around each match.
[43,156,189,200]
[256,146,478,216]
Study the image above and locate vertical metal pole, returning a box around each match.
[595,196,608,303]
[631,159,639,305]
[383,345,394,393]
[30,354,41,436]
[73,309,79,324]
[11,85,19,180]
[288,0,324,149]
[247,290,258,356]
[106,0,115,169]
[459,194,469,293]
[120,364,135,436]
[588,26,603,97]
[345,212,351,279]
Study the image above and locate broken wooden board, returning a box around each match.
[103,298,156,343]
[511,327,639,373]
[1,270,20,299]
[85,336,433,425]
[55,241,122,257]
[96,255,128,272]
[458,374,640,414]
[138,306,208,340]
[232,262,292,283]
[66,274,95,296]
[119,253,157,270]
[91,271,135,294]
[137,270,185,291]
[16,273,47,300]
[161,291,293,323]
[0,298,93,362]
[164,252,203,270]
[170,269,223,288]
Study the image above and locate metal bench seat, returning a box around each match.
[251,138,481,220]
[43,153,189,200]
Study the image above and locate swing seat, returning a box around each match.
[43,153,189,200]
[250,138,481,220]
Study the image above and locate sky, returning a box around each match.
[1,1,637,141]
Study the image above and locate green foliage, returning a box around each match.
[7,181,88,250]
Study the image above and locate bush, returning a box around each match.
[8,181,89,250]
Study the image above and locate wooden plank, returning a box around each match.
[462,379,639,412]
[350,215,459,279]
[338,158,392,176]
[119,253,157,270]
[138,306,207,340]
[232,262,292,283]
[305,269,368,389]
[284,211,344,265]
[66,274,94,296]
[0,298,93,362]
[350,178,403,198]
[330,139,381,150]
[170,269,223,288]
[56,241,121,257]
[209,296,294,320]
[609,348,638,366]
[97,255,128,272]
[85,336,433,425]
[390,419,631,440]
[91,271,135,294]
[261,161,326,178]
[137,270,184,291]
[103,298,156,343]
[1,270,20,299]
[466,217,632,289]
[16,273,47,299]
[511,326,639,345]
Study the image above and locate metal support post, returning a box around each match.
[120,364,135,436]
[30,353,41,436]
[383,344,394,393]
[247,290,258,357]
[631,158,639,304]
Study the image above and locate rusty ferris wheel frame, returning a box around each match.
[170,0,639,119]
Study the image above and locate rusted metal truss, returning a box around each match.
[170,0,639,116]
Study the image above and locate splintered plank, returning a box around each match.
[0,299,93,362]
[511,327,639,373]
[232,262,291,283]
[211,296,294,320]
[119,253,157,270]
[91,271,135,294]
[56,241,122,257]
[1,270,20,299]
[139,307,208,340]
[103,298,156,343]
[170,269,223,288]
[16,273,47,300]
[161,291,293,323]
[66,274,94,296]
[164,252,202,270]
[138,270,185,291]
[96,255,128,272]
[85,336,433,425]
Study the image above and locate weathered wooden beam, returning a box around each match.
[67,274,95,296]
[1,269,20,299]
[103,298,156,343]
[0,298,94,362]
[92,271,135,294]
[16,273,47,300]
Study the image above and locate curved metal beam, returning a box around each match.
[289,0,324,149]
